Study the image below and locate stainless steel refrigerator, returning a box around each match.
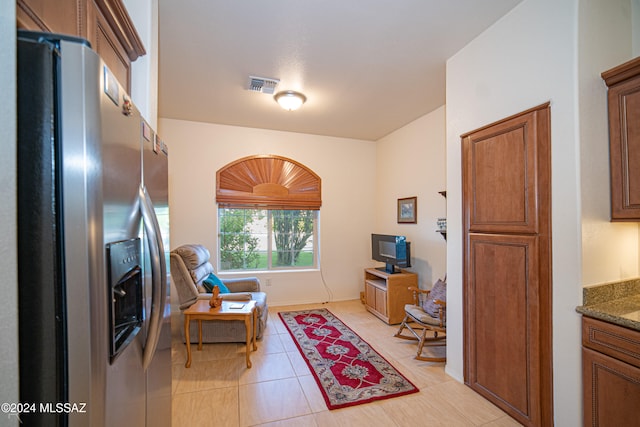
[17,31,171,426]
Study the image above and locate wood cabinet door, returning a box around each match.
[17,0,147,94]
[365,282,376,310]
[465,233,541,424]
[17,0,84,36]
[583,347,640,427]
[463,103,552,427]
[375,287,387,317]
[462,109,544,234]
[86,1,131,93]
[607,74,640,220]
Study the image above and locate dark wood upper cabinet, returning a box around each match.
[17,0,85,36]
[602,57,640,221]
[16,0,145,93]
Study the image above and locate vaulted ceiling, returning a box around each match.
[158,0,523,141]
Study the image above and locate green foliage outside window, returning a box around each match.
[272,210,315,266]
[219,209,261,270]
[218,208,317,271]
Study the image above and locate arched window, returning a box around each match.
[216,155,321,271]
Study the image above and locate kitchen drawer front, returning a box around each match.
[583,316,640,369]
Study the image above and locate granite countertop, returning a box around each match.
[576,278,640,331]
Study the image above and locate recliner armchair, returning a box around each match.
[170,244,268,343]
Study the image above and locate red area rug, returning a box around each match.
[278,309,418,410]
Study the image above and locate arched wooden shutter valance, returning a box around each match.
[216,155,322,209]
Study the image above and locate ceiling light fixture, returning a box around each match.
[274,90,307,111]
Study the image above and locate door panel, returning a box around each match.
[583,347,640,427]
[17,0,83,36]
[466,234,539,419]
[365,283,376,308]
[463,111,539,234]
[375,287,387,317]
[608,79,640,218]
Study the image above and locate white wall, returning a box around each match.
[634,0,640,56]
[2,0,19,422]
[579,0,640,285]
[446,0,582,424]
[124,0,159,129]
[375,106,447,288]
[159,118,377,306]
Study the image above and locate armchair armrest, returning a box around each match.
[220,292,252,301]
[433,299,446,325]
[221,277,261,293]
[196,292,252,302]
[408,286,431,306]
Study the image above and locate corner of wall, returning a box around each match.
[124,0,158,129]
[374,106,447,287]
[579,0,640,285]
[1,0,20,415]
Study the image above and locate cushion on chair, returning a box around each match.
[404,304,442,326]
[202,273,230,293]
[174,244,210,269]
[189,261,214,285]
[422,278,446,318]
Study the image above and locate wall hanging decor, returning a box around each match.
[397,197,417,224]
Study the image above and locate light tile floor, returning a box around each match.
[171,299,520,426]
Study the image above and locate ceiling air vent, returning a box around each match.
[247,76,280,94]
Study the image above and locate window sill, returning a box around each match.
[218,269,320,276]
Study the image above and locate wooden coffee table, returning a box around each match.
[183,299,258,368]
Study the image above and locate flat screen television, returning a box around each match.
[371,234,411,274]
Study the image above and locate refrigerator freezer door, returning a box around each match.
[17,33,71,427]
[17,33,109,426]
[58,37,107,427]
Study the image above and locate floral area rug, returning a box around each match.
[278,309,418,409]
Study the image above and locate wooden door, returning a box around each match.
[462,103,552,426]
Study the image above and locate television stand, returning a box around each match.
[363,268,417,324]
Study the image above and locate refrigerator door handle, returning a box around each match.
[139,184,168,371]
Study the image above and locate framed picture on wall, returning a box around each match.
[397,197,417,224]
